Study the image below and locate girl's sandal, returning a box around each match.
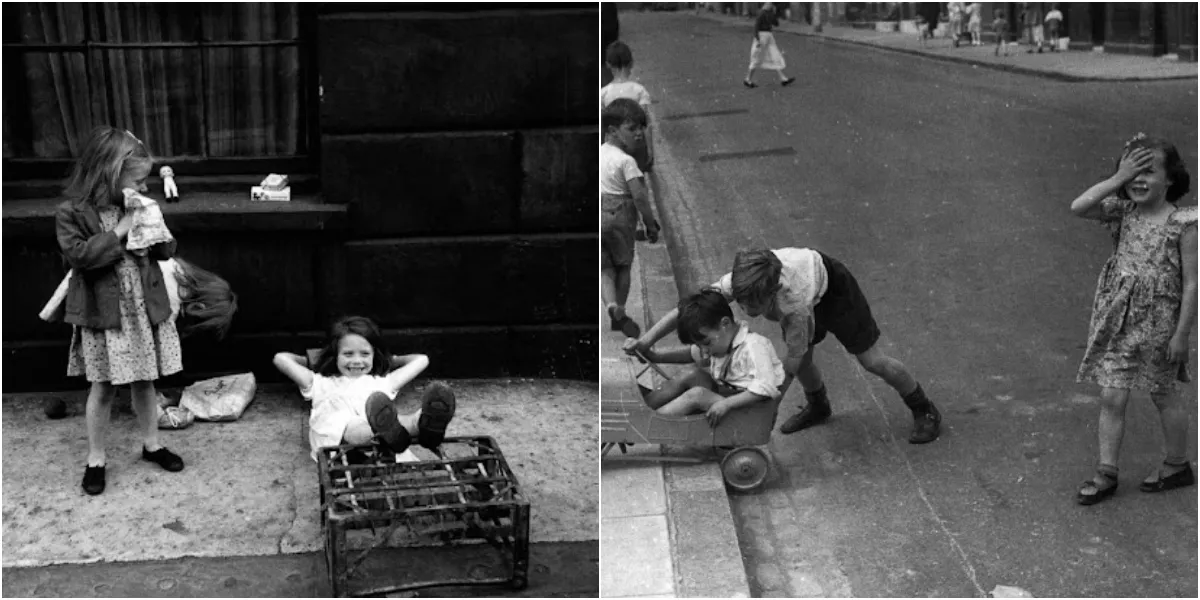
[743,79,758,88]
[1076,472,1118,506]
[1139,463,1195,493]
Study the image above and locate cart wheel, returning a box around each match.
[720,447,770,492]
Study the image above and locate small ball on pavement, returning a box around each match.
[44,397,68,419]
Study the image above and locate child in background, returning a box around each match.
[992,9,1011,56]
[601,99,660,338]
[744,3,796,88]
[600,41,654,175]
[1070,134,1196,506]
[1020,3,1045,53]
[274,315,456,462]
[1044,5,1063,51]
[637,290,784,427]
[55,126,183,496]
[966,2,982,46]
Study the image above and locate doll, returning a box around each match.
[160,165,179,202]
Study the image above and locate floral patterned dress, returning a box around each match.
[67,207,183,385]
[1077,198,1197,393]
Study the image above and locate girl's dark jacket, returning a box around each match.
[55,200,176,330]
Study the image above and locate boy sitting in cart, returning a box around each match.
[636,289,785,426]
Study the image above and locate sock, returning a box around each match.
[901,383,931,415]
[1164,457,1189,468]
[804,385,829,407]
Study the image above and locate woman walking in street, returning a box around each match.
[744,3,795,88]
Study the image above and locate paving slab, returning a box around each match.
[600,515,674,598]
[2,379,598,568]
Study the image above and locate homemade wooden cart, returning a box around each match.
[600,353,780,492]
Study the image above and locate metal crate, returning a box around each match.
[317,436,530,597]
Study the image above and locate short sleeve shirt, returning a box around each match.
[601,142,643,210]
[711,248,828,368]
[301,374,399,461]
[600,81,652,109]
[691,322,785,399]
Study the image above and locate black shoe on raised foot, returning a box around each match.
[82,465,106,495]
[417,381,457,450]
[365,394,412,454]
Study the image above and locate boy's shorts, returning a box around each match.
[808,251,881,356]
[601,197,637,269]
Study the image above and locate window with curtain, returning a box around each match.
[2,2,315,181]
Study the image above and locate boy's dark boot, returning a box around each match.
[903,384,941,444]
[780,386,832,434]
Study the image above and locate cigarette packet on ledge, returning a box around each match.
[251,186,291,202]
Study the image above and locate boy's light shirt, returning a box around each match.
[600,80,652,109]
[600,142,643,209]
[712,248,828,372]
[690,322,785,400]
[301,374,403,461]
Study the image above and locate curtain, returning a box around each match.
[5,2,302,161]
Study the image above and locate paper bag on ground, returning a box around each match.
[179,373,257,421]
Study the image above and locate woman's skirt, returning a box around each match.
[749,31,786,70]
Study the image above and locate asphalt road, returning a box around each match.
[620,10,1198,598]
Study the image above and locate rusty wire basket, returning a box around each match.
[317,436,530,597]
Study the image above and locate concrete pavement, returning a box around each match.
[2,379,598,597]
[696,9,1198,82]
[599,205,749,598]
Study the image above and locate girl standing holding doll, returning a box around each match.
[55,127,185,496]
[1071,134,1197,505]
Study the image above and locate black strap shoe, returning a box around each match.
[143,446,184,472]
[1140,463,1195,493]
[82,464,106,495]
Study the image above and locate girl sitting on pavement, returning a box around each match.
[273,315,456,461]
[637,290,784,427]
[1071,134,1196,505]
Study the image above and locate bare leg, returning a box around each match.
[795,346,824,392]
[615,265,632,310]
[656,385,724,417]
[645,368,716,410]
[601,268,622,320]
[85,382,116,467]
[1148,391,1190,479]
[1096,386,1130,475]
[855,346,917,396]
[130,380,162,452]
[343,418,374,445]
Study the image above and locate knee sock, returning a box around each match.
[901,383,932,415]
[805,386,829,407]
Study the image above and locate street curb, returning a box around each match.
[640,179,751,596]
[694,11,1197,83]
